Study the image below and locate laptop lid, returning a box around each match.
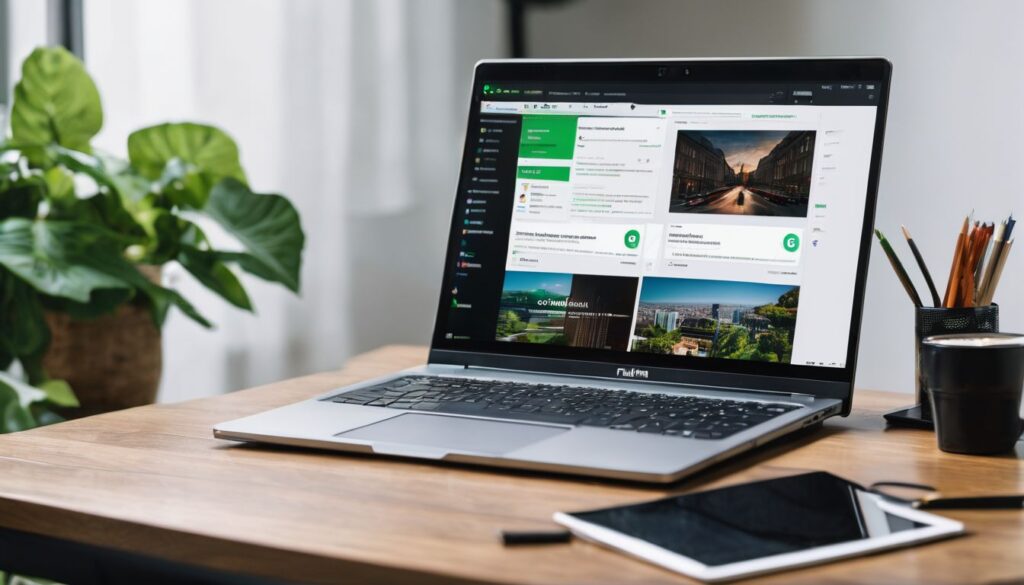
[429,58,891,413]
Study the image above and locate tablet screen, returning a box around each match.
[568,472,924,566]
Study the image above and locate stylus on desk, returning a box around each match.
[871,481,1024,510]
[501,529,572,545]
[914,495,1024,510]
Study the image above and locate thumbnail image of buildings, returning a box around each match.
[631,277,800,363]
[668,130,815,217]
[669,131,736,204]
[749,131,816,207]
[494,271,570,345]
[654,310,679,331]
[496,271,638,351]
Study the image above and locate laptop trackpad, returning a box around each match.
[336,413,567,457]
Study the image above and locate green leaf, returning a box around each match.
[85,192,147,238]
[130,206,182,264]
[127,123,246,206]
[205,179,304,292]
[154,157,212,208]
[43,166,75,199]
[96,260,211,329]
[0,176,45,219]
[0,218,130,302]
[49,147,146,237]
[37,378,78,407]
[9,46,103,155]
[0,218,210,328]
[0,268,50,358]
[1,399,36,432]
[178,245,253,311]
[52,146,148,204]
[51,146,116,190]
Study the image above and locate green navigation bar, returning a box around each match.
[518,115,578,160]
[516,165,571,181]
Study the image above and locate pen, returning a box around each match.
[501,529,572,546]
[901,225,941,307]
[875,229,923,307]
[915,495,1024,510]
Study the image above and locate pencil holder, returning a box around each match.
[915,305,999,413]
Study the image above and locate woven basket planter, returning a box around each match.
[41,267,163,418]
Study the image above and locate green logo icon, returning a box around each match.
[624,229,641,249]
[783,233,800,252]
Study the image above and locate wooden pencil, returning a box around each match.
[942,216,969,308]
[963,222,986,307]
[977,220,1006,305]
[957,223,976,307]
[981,239,1013,306]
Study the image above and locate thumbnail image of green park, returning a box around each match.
[495,271,570,345]
[631,278,800,363]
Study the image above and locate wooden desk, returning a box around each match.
[0,345,1021,585]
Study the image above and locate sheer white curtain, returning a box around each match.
[84,0,504,401]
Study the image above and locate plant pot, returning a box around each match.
[43,304,162,418]
[42,266,164,418]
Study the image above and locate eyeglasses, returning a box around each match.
[868,481,1024,510]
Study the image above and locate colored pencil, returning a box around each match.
[943,216,969,308]
[959,222,981,307]
[901,225,941,307]
[875,229,923,307]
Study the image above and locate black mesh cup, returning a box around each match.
[915,305,999,416]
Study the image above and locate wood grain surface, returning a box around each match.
[0,345,1020,585]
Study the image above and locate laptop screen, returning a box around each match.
[431,60,889,386]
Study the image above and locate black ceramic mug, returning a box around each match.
[920,333,1024,454]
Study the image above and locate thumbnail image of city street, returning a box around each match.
[496,271,638,351]
[631,277,799,363]
[668,130,815,217]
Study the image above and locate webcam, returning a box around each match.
[656,66,692,79]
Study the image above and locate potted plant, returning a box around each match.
[0,46,305,429]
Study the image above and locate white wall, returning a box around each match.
[526,0,1024,393]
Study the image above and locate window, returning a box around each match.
[1,0,83,119]
[1,0,10,115]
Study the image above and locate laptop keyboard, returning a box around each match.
[324,376,802,440]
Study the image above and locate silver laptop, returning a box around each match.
[215,58,892,483]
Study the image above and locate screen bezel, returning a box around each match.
[429,58,892,411]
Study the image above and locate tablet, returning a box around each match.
[554,472,964,583]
